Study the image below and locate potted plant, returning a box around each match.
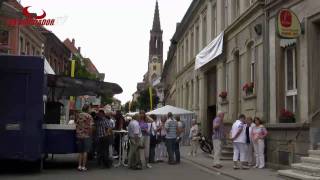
[279,109,296,123]
[219,91,228,100]
[243,82,254,95]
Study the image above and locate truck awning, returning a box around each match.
[195,32,224,70]
[46,74,123,97]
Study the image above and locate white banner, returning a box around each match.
[195,31,224,70]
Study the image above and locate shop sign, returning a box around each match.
[277,9,301,39]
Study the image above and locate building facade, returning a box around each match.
[161,40,177,106]
[164,0,320,168]
[265,0,320,168]
[0,1,45,56]
[41,29,71,75]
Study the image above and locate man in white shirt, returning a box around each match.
[231,114,248,169]
[128,114,142,170]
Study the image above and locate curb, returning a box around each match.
[182,157,242,180]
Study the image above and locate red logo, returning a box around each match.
[280,10,292,28]
[22,6,46,19]
[7,6,55,26]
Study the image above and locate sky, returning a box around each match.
[20,0,193,104]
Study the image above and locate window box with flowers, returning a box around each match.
[243,82,254,96]
[219,91,228,104]
[279,109,296,123]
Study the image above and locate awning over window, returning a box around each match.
[280,39,297,48]
[195,31,224,70]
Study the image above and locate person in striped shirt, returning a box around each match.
[165,112,178,164]
[95,110,114,168]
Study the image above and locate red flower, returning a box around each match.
[280,108,295,119]
[219,91,228,98]
[243,82,254,93]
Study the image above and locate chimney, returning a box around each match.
[72,38,75,46]
[77,47,81,53]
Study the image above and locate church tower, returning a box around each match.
[148,0,163,85]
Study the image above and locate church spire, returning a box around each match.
[152,0,161,32]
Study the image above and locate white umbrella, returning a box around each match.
[147,105,194,115]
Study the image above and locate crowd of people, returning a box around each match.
[75,104,267,172]
[74,105,185,171]
[127,111,184,169]
[209,112,268,170]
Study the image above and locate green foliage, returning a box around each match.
[137,88,159,112]
[73,55,98,80]
[101,95,113,106]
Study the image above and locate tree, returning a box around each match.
[137,88,159,112]
[100,95,113,106]
[73,55,98,80]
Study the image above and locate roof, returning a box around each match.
[83,58,99,75]
[151,1,161,32]
[63,38,79,55]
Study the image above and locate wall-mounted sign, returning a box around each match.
[277,9,301,39]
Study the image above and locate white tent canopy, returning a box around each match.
[147,105,194,146]
[147,105,194,115]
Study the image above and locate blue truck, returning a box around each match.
[0,55,122,171]
[0,55,45,169]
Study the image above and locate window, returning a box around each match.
[190,31,194,58]
[32,46,35,55]
[202,12,207,48]
[155,38,158,49]
[195,25,200,53]
[26,42,30,55]
[224,0,228,27]
[153,65,156,71]
[0,30,9,46]
[236,0,240,18]
[185,38,189,63]
[182,45,184,66]
[19,37,24,55]
[284,47,298,113]
[212,3,217,39]
[249,45,256,83]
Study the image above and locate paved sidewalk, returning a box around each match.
[180,146,283,180]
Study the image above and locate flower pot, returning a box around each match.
[279,117,296,123]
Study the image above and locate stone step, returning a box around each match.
[221,150,233,155]
[292,163,320,177]
[318,143,320,150]
[309,150,320,158]
[301,157,320,167]
[279,170,320,180]
[222,145,233,150]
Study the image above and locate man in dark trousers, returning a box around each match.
[95,110,113,168]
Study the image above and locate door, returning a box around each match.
[0,56,44,161]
